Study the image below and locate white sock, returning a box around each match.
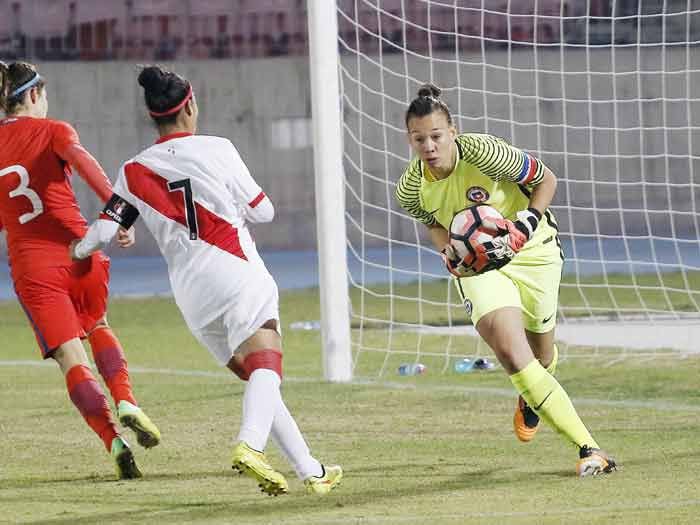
[237,368,281,451]
[271,398,323,480]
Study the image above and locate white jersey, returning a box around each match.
[112,133,277,330]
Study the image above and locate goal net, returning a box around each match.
[333,0,700,376]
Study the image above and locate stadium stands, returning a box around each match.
[0,0,694,62]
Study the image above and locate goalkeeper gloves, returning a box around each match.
[473,239,516,271]
[441,208,541,278]
[492,207,542,253]
[441,244,476,278]
[513,207,542,243]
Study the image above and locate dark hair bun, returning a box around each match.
[417,83,441,99]
[138,65,190,122]
[138,66,167,95]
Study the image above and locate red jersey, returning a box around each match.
[0,116,89,276]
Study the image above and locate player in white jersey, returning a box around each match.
[70,66,342,496]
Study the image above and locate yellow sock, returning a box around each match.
[510,359,598,449]
[544,343,559,375]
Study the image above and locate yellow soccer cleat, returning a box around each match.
[304,465,343,495]
[117,400,161,449]
[576,445,618,477]
[513,395,540,442]
[111,436,142,480]
[231,442,288,496]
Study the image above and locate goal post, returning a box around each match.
[312,0,700,378]
[307,0,353,382]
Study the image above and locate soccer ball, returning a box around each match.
[448,204,506,274]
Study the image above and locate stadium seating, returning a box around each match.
[0,0,687,62]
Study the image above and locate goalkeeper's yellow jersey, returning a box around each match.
[395,133,562,258]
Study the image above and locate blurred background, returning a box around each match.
[2,1,694,63]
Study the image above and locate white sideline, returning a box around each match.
[412,322,700,355]
[1,359,699,413]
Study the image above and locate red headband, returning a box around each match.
[148,84,193,118]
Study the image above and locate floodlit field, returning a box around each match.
[1,291,699,524]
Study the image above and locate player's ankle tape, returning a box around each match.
[229,359,250,381]
[243,350,283,379]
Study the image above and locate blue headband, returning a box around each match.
[10,73,42,98]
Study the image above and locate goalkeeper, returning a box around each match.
[395,83,617,476]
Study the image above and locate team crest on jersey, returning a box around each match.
[113,200,127,216]
[466,186,489,203]
[463,298,473,317]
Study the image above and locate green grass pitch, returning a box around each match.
[1,289,699,524]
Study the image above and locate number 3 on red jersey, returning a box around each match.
[0,164,44,224]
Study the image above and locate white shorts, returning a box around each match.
[191,281,281,366]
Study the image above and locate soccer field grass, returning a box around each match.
[1,292,699,524]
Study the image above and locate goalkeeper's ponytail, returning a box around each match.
[405,82,453,127]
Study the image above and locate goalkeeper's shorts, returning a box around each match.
[13,253,110,357]
[454,243,563,333]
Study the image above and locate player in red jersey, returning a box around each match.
[0,61,160,479]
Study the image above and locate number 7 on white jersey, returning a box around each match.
[167,177,199,240]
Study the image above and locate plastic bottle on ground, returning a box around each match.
[454,358,474,374]
[289,320,321,331]
[397,363,426,376]
[472,357,494,370]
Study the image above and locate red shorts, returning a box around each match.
[13,253,110,357]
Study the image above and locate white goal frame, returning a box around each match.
[309,0,700,381]
[307,0,353,382]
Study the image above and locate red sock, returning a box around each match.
[65,365,118,451]
[89,326,136,406]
